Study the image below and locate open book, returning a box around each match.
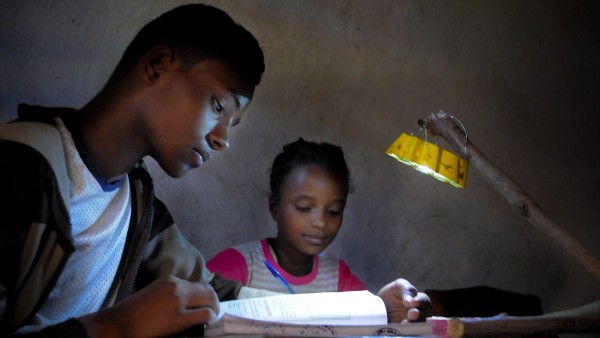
[205,290,445,336]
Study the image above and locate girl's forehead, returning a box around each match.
[283,165,344,191]
[286,165,328,180]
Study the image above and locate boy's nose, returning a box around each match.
[209,136,229,150]
[207,128,230,151]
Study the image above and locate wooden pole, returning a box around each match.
[420,111,600,281]
[451,299,600,336]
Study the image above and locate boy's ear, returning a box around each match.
[144,46,176,83]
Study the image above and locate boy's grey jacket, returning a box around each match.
[0,104,241,337]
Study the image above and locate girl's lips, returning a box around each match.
[304,234,326,246]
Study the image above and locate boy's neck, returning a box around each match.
[62,115,124,190]
[76,87,147,182]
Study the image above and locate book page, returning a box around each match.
[219,290,388,325]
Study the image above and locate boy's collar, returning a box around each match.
[61,115,124,192]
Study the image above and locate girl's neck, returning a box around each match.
[268,238,313,277]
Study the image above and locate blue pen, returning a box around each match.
[264,260,296,294]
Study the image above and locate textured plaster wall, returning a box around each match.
[1,0,599,319]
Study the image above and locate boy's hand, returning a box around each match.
[377,278,432,323]
[79,274,219,337]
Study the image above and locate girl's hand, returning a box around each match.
[377,278,432,323]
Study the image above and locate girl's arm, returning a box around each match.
[206,248,249,285]
[337,259,367,291]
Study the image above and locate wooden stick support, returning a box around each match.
[420,111,600,281]
[453,299,600,336]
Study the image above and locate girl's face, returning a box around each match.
[270,164,347,260]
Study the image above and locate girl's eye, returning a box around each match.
[327,204,345,216]
[295,205,311,213]
[328,209,343,216]
[212,97,224,115]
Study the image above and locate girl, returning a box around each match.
[207,138,366,293]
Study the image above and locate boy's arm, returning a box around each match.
[138,197,282,300]
[0,140,81,338]
[135,197,240,296]
[9,320,88,338]
[140,222,278,301]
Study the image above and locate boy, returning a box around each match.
[0,4,429,337]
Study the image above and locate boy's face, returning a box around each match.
[271,165,347,259]
[146,58,254,178]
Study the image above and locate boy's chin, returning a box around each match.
[161,162,194,179]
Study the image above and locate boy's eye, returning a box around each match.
[212,97,224,115]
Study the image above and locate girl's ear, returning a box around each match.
[143,46,175,84]
[268,196,278,220]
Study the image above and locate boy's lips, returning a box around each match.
[193,148,211,162]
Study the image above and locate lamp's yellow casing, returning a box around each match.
[386,133,468,188]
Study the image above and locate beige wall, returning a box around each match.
[2,0,598,317]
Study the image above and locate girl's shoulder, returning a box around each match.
[232,238,264,254]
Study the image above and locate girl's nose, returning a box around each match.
[312,211,326,228]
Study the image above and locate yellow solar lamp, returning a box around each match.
[401,110,600,282]
[386,133,468,188]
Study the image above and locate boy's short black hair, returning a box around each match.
[107,4,265,87]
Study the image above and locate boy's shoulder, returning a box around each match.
[16,103,76,123]
[0,117,64,162]
[0,114,70,210]
[0,103,75,145]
